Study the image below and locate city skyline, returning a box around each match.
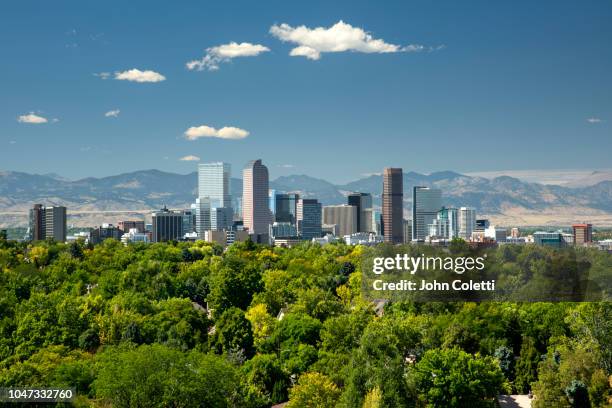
[1,0,611,184]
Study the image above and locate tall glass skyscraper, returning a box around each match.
[198,162,231,208]
[347,192,372,232]
[412,186,442,241]
[197,162,233,231]
[275,193,299,224]
[297,198,322,240]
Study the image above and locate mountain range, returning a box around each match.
[1,169,612,227]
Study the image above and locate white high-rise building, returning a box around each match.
[198,162,231,207]
[458,207,476,240]
[197,162,233,231]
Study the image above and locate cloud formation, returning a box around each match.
[269,20,423,60]
[587,117,603,123]
[180,155,201,161]
[17,113,48,124]
[105,109,120,118]
[186,42,270,71]
[184,125,250,140]
[94,72,111,80]
[114,69,166,82]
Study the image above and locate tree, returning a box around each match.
[245,303,276,348]
[287,372,341,408]
[515,337,540,393]
[93,344,242,407]
[242,353,289,406]
[413,348,504,407]
[210,307,254,358]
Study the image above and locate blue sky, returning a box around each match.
[0,0,610,184]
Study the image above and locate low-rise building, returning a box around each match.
[90,224,123,245]
[344,232,383,246]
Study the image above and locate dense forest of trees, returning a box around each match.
[0,235,610,407]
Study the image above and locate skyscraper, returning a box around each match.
[28,204,67,242]
[458,207,477,240]
[297,198,322,240]
[382,168,404,244]
[45,206,67,242]
[195,197,211,236]
[197,162,233,231]
[275,193,299,224]
[363,208,382,235]
[347,192,372,232]
[243,159,271,236]
[151,207,184,242]
[29,204,46,241]
[412,186,442,241]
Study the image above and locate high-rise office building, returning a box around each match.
[182,209,196,236]
[297,198,322,240]
[151,207,184,242]
[198,162,231,207]
[412,186,442,241]
[428,207,459,240]
[322,205,358,237]
[28,204,67,242]
[269,189,276,219]
[195,197,211,236]
[29,204,46,241]
[403,219,412,243]
[347,192,372,232]
[198,162,233,231]
[382,168,404,244]
[363,208,382,235]
[45,206,67,242]
[243,159,271,236]
[458,207,477,240]
[572,224,593,246]
[275,193,299,224]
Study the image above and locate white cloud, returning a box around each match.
[184,125,250,140]
[180,155,201,161]
[277,164,295,168]
[114,69,166,83]
[17,113,48,124]
[587,117,603,123]
[94,72,111,80]
[270,20,424,60]
[186,42,270,71]
[105,109,120,118]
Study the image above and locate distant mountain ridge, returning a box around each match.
[1,169,611,226]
